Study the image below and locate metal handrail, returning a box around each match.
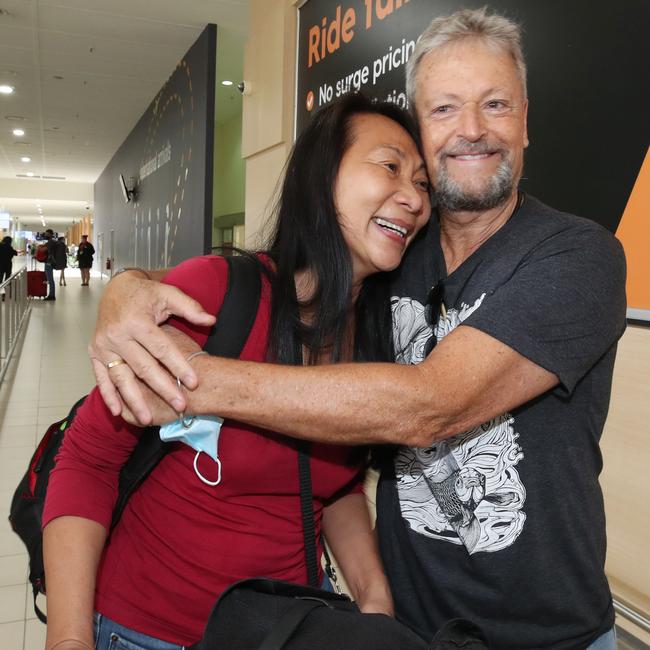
[613,597,650,635]
[0,267,31,385]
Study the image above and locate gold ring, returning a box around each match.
[106,358,125,370]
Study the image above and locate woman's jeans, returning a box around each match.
[586,626,617,650]
[93,577,334,649]
[94,613,184,650]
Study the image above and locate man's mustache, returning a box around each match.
[441,139,506,158]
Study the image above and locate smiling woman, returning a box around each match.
[335,112,429,284]
[42,92,431,650]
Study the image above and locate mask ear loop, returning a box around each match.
[194,451,222,486]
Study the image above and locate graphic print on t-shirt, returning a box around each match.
[391,294,526,554]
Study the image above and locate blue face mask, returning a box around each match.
[159,415,224,486]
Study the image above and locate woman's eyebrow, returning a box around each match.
[374,144,405,158]
[373,145,427,173]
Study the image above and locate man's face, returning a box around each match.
[414,38,529,212]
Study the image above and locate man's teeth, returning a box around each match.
[373,217,407,237]
[453,153,491,160]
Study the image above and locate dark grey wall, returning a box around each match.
[94,24,216,271]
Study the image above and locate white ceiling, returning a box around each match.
[0,0,249,231]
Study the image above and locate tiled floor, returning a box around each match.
[0,264,105,650]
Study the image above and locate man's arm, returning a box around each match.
[117,323,557,447]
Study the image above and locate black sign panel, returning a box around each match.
[297,0,649,235]
[94,24,216,269]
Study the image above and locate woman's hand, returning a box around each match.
[356,580,394,617]
[322,492,394,617]
[120,365,183,427]
[115,325,203,426]
[47,640,94,650]
[88,271,214,423]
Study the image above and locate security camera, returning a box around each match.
[237,81,251,95]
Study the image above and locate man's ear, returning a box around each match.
[522,99,530,149]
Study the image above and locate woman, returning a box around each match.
[43,93,430,650]
[77,234,94,286]
[53,236,68,286]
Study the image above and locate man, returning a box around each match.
[43,228,57,301]
[89,9,625,649]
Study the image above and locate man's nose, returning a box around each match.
[456,103,487,142]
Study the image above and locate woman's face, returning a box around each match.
[334,113,431,285]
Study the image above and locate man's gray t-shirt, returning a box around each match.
[379,194,626,649]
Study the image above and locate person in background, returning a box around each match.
[54,236,68,287]
[77,234,95,286]
[0,235,17,284]
[43,228,57,301]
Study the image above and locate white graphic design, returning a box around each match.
[390,294,526,554]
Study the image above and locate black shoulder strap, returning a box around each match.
[111,255,262,530]
[203,255,262,358]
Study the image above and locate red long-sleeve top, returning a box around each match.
[43,255,363,645]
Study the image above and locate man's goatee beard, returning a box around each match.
[435,158,517,212]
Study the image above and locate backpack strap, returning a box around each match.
[111,255,262,529]
[203,255,262,359]
[298,448,319,588]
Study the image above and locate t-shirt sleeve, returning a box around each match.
[461,223,627,394]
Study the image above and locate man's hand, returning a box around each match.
[89,271,214,423]
[108,324,202,426]
[120,372,181,427]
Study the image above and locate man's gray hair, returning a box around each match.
[406,7,527,109]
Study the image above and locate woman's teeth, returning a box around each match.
[372,217,407,238]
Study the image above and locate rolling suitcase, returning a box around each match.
[27,270,47,298]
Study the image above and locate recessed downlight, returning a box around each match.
[0,85,14,94]
[20,156,31,162]
[26,172,34,177]
[221,80,234,86]
[12,128,24,136]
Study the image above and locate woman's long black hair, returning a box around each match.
[264,92,424,366]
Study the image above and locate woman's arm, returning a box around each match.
[43,516,107,650]
[41,390,147,650]
[321,492,393,616]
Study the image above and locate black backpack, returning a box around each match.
[8,255,261,623]
[187,446,489,649]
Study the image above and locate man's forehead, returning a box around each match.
[415,40,524,102]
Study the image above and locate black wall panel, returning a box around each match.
[94,24,216,270]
